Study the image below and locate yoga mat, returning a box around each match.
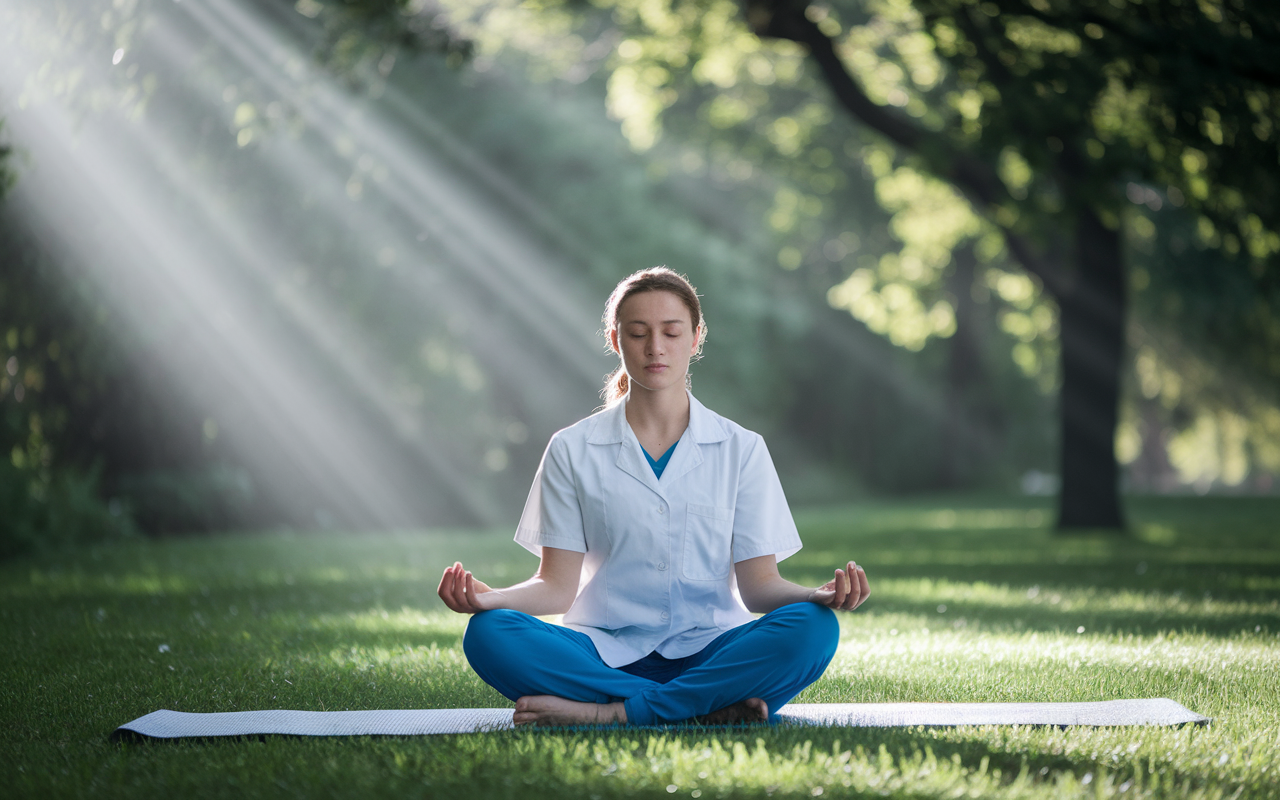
[112,699,1207,741]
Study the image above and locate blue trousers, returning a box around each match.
[462,603,839,725]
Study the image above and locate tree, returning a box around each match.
[305,0,1280,526]
[740,0,1279,528]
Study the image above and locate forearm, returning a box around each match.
[481,575,576,616]
[738,574,814,614]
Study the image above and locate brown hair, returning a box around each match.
[601,267,706,406]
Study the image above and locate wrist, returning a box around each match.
[475,589,503,612]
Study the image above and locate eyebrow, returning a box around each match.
[625,319,686,326]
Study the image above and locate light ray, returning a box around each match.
[0,0,615,528]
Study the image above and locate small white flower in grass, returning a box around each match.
[691,792,702,798]
[666,785,678,793]
[1081,773,1093,785]
[1077,626,1085,634]
[158,644,170,653]
[937,604,947,613]
[1026,585,1039,599]
[811,787,824,796]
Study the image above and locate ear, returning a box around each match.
[608,326,620,355]
[691,325,701,354]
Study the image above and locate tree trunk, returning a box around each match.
[1056,209,1126,530]
[743,1,1129,529]
[939,245,983,489]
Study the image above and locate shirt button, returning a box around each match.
[660,611,670,621]
[657,562,667,571]
[657,505,665,514]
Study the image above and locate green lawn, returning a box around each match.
[3,496,1278,798]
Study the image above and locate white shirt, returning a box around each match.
[514,392,803,667]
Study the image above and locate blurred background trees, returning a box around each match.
[742,0,1280,528]
[0,0,1276,553]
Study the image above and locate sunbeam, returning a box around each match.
[0,0,617,528]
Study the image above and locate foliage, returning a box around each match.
[0,0,1064,542]
[4,0,1276,552]
[0,458,136,559]
[2,497,1279,797]
[0,206,139,556]
[292,0,474,80]
[0,118,13,196]
[876,0,1280,485]
[314,0,1280,500]
[285,0,1065,491]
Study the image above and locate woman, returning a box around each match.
[438,267,869,726]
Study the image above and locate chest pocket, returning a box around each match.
[682,503,734,581]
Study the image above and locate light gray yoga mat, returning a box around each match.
[112,699,1207,740]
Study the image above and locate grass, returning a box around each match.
[2,494,1278,798]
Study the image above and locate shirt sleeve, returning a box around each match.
[513,433,589,556]
[730,433,802,563]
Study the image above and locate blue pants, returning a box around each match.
[462,603,839,725]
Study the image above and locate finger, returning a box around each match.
[465,572,481,612]
[438,570,463,613]
[462,571,477,611]
[452,569,471,610]
[832,568,847,608]
[810,587,835,606]
[843,562,860,610]
[855,565,870,608]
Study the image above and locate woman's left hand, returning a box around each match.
[807,561,869,611]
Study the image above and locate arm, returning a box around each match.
[437,546,584,616]
[735,555,869,615]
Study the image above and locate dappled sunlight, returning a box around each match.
[14,569,198,599]
[306,607,465,641]
[831,624,1278,689]
[1,509,1277,798]
[867,578,1280,626]
[797,502,1054,532]
[1,530,531,601]
[314,640,471,676]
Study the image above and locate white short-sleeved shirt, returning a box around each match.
[514,392,803,667]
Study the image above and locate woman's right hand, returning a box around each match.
[437,561,495,614]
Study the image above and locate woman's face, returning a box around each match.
[610,290,700,397]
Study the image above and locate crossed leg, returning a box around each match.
[463,604,839,726]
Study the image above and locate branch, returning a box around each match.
[743,0,1069,297]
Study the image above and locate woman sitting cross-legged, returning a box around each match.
[437,267,870,726]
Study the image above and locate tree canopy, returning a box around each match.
[345,0,1280,525]
[1,0,1277,548]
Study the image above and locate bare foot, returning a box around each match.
[694,697,769,725]
[513,695,627,727]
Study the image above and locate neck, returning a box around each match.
[624,385,690,446]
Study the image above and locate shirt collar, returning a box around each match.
[586,390,729,445]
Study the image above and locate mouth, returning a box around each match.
[644,364,668,373]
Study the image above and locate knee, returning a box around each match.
[462,608,524,662]
[773,603,840,657]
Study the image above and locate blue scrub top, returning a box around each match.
[643,441,678,479]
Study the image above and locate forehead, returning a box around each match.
[617,290,693,325]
